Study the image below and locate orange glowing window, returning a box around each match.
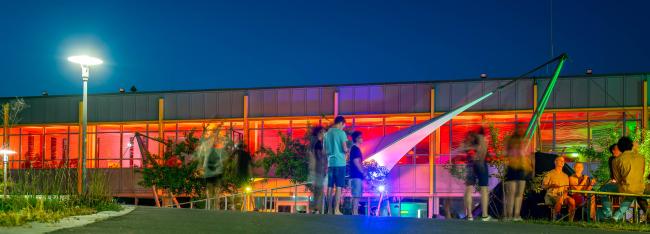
[9,127,20,135]
[385,116,415,126]
[451,115,482,123]
[555,112,587,121]
[45,126,68,134]
[163,123,177,132]
[147,124,159,132]
[21,126,43,135]
[353,117,383,126]
[123,124,147,132]
[97,124,121,132]
[415,116,430,123]
[230,121,244,129]
[484,114,515,122]
[291,119,321,128]
[540,113,554,122]
[263,120,290,129]
[178,122,203,131]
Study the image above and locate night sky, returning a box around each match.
[1,0,648,97]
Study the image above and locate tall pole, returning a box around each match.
[3,152,7,199]
[81,65,89,194]
[3,104,8,199]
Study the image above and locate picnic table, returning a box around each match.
[569,189,650,223]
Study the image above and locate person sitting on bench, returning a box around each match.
[569,162,596,220]
[543,156,576,221]
[599,136,646,221]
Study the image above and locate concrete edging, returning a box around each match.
[0,205,136,234]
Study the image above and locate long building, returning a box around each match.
[1,72,647,217]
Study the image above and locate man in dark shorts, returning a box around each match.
[324,116,348,215]
[348,131,365,215]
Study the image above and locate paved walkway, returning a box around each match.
[53,207,635,234]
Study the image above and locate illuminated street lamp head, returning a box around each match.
[67,55,103,66]
[245,186,252,193]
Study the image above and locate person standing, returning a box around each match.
[600,137,645,221]
[543,156,575,221]
[504,130,532,221]
[462,128,492,221]
[308,126,327,214]
[324,116,349,215]
[348,131,365,215]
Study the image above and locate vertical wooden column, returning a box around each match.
[2,104,7,144]
[333,90,339,117]
[77,101,83,194]
[641,79,648,129]
[428,88,436,218]
[532,83,538,152]
[243,95,249,145]
[3,104,8,147]
[158,98,164,157]
[2,104,8,172]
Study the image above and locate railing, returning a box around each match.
[163,182,312,213]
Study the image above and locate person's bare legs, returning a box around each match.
[566,196,576,222]
[553,196,563,219]
[480,186,489,218]
[504,181,516,219]
[334,187,342,215]
[352,197,359,215]
[464,186,473,219]
[327,186,334,215]
[513,180,526,219]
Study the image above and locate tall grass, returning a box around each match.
[0,167,121,226]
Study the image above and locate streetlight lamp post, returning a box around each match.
[0,149,16,199]
[68,55,102,194]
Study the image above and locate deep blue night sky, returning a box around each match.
[0,0,648,97]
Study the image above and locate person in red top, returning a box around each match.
[569,162,596,220]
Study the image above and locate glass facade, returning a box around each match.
[2,110,637,170]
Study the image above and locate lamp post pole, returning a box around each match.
[81,64,89,194]
[3,152,7,198]
[68,55,102,194]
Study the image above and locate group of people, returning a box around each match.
[308,117,648,221]
[309,116,366,215]
[541,136,647,222]
[457,127,649,222]
[459,128,532,221]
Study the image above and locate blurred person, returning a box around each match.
[504,130,532,221]
[308,126,327,214]
[462,128,492,221]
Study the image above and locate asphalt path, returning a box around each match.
[52,206,637,234]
